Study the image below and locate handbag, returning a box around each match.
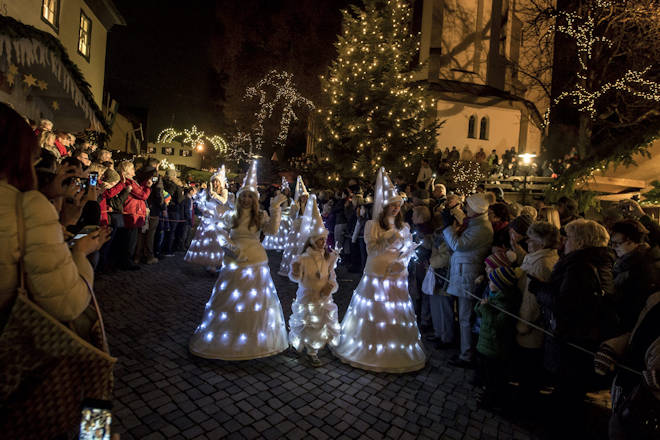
[0,191,117,439]
[421,266,435,295]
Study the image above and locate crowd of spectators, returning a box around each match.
[1,98,658,439]
[296,162,659,439]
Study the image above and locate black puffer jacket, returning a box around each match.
[613,243,660,332]
[533,246,617,375]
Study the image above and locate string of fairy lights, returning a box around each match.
[156,125,229,153]
[244,70,315,150]
[543,0,660,127]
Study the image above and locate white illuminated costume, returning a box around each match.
[189,161,289,360]
[288,195,341,364]
[262,176,292,251]
[278,176,308,277]
[185,166,235,267]
[333,168,426,373]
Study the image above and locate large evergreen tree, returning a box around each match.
[319,0,439,179]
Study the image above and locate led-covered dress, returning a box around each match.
[263,177,292,251]
[333,169,426,373]
[184,187,234,267]
[189,163,288,360]
[288,196,341,356]
[278,176,308,277]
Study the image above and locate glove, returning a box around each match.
[594,343,617,376]
[440,208,455,229]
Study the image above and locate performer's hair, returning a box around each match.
[378,203,404,231]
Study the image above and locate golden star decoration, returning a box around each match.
[51,101,59,111]
[8,64,19,75]
[37,80,48,91]
[6,73,15,87]
[22,73,37,88]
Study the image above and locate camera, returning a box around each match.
[151,176,159,183]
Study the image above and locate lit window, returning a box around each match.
[41,0,59,30]
[467,115,476,139]
[78,11,92,60]
[479,117,489,140]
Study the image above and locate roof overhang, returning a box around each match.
[83,0,127,29]
[0,15,110,133]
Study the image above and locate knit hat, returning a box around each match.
[488,266,520,291]
[484,252,512,270]
[102,168,120,186]
[466,193,489,214]
[510,213,533,235]
[163,191,172,204]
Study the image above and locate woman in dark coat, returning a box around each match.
[530,219,618,431]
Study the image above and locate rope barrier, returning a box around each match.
[428,268,643,377]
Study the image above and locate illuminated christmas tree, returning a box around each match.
[319,0,439,179]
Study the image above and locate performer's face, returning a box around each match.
[386,202,401,217]
[314,237,326,249]
[238,191,255,209]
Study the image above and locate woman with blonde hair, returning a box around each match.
[189,161,289,360]
[537,206,561,229]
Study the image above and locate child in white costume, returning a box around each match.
[278,176,309,276]
[185,165,235,268]
[262,176,293,251]
[288,195,341,366]
[333,168,426,373]
[189,161,289,360]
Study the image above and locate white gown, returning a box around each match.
[277,203,303,276]
[189,207,288,360]
[288,248,341,354]
[185,190,234,266]
[262,201,293,251]
[333,220,426,373]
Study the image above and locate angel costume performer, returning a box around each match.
[288,195,341,366]
[185,165,235,267]
[189,161,289,360]
[278,176,309,276]
[333,168,426,373]
[262,176,293,251]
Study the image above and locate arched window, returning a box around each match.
[479,116,489,140]
[467,115,476,138]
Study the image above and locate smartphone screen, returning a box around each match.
[89,172,98,187]
[79,399,112,440]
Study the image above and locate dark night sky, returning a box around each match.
[105,0,353,145]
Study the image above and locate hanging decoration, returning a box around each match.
[156,125,229,153]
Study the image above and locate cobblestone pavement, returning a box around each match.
[96,252,610,439]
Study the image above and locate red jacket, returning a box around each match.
[54,139,68,157]
[122,178,152,229]
[99,181,126,226]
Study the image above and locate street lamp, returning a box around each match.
[517,153,537,204]
[196,142,205,168]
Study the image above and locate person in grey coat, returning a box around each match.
[442,193,494,367]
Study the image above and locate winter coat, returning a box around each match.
[613,243,660,332]
[443,212,493,297]
[516,248,559,349]
[475,285,522,359]
[99,181,126,226]
[533,246,617,375]
[0,181,92,322]
[122,178,151,229]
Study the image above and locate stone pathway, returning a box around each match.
[96,252,609,439]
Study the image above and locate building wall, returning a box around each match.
[435,99,526,156]
[145,142,202,170]
[5,0,109,106]
[108,112,138,153]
